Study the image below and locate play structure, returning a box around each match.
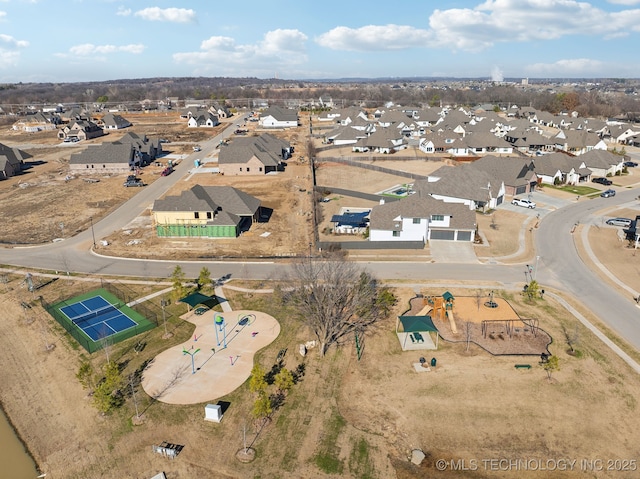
[400,291,552,356]
[213,312,256,349]
[426,291,457,334]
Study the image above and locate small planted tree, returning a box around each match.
[197,267,211,289]
[92,361,124,414]
[171,265,187,302]
[543,355,560,381]
[525,280,540,301]
[274,368,295,394]
[76,360,95,393]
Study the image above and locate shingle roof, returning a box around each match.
[69,143,133,165]
[153,185,260,218]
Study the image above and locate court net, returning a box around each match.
[71,303,121,325]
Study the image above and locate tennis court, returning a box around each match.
[44,286,158,352]
[60,295,138,341]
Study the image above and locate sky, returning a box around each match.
[1,0,640,83]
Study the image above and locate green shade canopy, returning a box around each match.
[178,292,219,308]
[398,315,438,333]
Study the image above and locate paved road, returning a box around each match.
[536,187,640,348]
[3,142,640,351]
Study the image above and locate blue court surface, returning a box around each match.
[60,295,138,341]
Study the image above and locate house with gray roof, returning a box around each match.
[369,192,476,243]
[58,119,105,141]
[554,129,607,155]
[471,156,538,197]
[0,143,30,180]
[532,152,591,185]
[259,106,298,128]
[579,150,624,177]
[99,112,132,130]
[69,143,140,174]
[153,185,261,238]
[113,132,163,165]
[218,133,290,175]
[415,163,504,211]
[188,112,220,128]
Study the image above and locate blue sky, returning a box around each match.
[1,0,640,82]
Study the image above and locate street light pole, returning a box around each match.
[534,255,540,281]
[90,217,96,249]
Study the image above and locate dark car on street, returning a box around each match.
[161,166,174,176]
[624,161,638,168]
[592,177,612,185]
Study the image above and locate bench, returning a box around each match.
[514,364,532,370]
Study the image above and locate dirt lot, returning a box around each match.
[0,112,223,244]
[3,276,640,479]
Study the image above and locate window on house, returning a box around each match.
[259,167,263,172]
[239,168,243,171]
[194,212,200,219]
[246,167,250,172]
[206,212,212,219]
[392,231,401,237]
[413,218,421,224]
[431,215,444,221]
[86,165,89,168]
[91,165,94,168]
[102,165,106,168]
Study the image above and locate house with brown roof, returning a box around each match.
[471,156,538,197]
[153,185,261,238]
[554,129,607,155]
[532,152,591,185]
[579,150,624,177]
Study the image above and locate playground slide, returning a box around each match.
[417,304,432,316]
[446,310,458,334]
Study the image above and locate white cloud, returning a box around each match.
[316,24,432,51]
[68,43,145,56]
[134,7,196,23]
[0,11,7,21]
[316,0,640,53]
[174,29,308,75]
[0,33,28,68]
[0,33,28,48]
[116,7,131,17]
[608,0,640,5]
[526,58,606,76]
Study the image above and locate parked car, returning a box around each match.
[606,217,632,227]
[511,198,536,209]
[592,177,612,185]
[601,189,616,198]
[123,178,145,187]
[160,166,173,176]
[193,146,201,152]
[624,161,638,167]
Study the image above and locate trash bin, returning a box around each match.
[430,357,437,367]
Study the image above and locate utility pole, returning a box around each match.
[90,217,96,248]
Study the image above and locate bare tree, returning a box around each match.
[465,321,473,352]
[475,290,483,312]
[281,256,395,357]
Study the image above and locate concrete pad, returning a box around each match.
[141,309,280,405]
[429,240,478,263]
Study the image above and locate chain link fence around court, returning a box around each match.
[41,281,159,354]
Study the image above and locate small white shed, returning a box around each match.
[205,404,223,423]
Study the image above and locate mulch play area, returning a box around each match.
[404,293,552,356]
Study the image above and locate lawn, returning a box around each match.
[550,184,600,196]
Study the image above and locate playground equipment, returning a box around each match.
[183,347,200,374]
[213,312,257,349]
[426,291,457,334]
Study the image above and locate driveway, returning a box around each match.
[429,240,478,263]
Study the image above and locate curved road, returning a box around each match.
[2,139,640,350]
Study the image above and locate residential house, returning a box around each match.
[69,143,140,174]
[113,132,163,165]
[471,156,538,197]
[259,106,298,128]
[416,163,504,210]
[579,150,624,177]
[58,119,105,141]
[188,112,220,128]
[153,185,261,238]
[99,112,132,130]
[358,128,406,154]
[324,125,367,146]
[0,143,30,179]
[210,102,232,119]
[368,192,476,242]
[464,131,514,155]
[532,152,591,185]
[554,129,607,155]
[218,133,291,175]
